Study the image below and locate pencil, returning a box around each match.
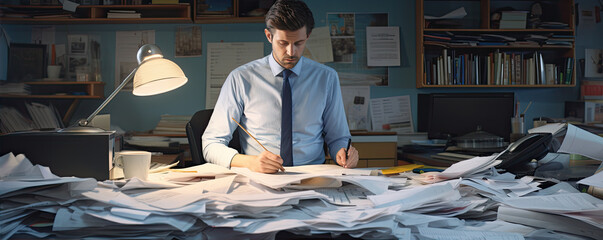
[231,117,268,152]
[522,101,533,115]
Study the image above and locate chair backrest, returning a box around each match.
[186,109,240,165]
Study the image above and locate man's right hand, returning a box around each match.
[231,151,285,173]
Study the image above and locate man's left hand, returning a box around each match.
[336,146,358,168]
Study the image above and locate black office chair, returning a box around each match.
[186,109,241,166]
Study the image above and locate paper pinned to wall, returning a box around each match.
[341,86,370,130]
[303,26,333,63]
[366,26,400,66]
[370,95,413,133]
[205,42,264,109]
[115,30,156,91]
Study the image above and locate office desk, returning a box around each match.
[3,154,602,239]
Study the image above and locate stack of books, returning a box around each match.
[152,114,191,135]
[0,83,29,95]
[581,80,603,100]
[106,10,141,19]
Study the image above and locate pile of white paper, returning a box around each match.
[2,152,602,239]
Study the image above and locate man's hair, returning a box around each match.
[265,0,314,36]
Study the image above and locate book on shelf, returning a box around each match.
[423,49,572,86]
[152,0,179,4]
[107,12,141,18]
[581,80,603,100]
[499,20,526,29]
[501,11,528,21]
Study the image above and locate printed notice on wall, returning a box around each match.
[370,95,413,133]
[206,42,264,109]
[366,26,400,66]
[115,30,155,91]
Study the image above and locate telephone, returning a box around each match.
[496,133,554,175]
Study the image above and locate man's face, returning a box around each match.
[265,26,309,69]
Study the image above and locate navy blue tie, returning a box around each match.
[281,69,293,166]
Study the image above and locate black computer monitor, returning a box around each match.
[418,92,515,142]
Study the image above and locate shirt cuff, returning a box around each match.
[203,142,239,168]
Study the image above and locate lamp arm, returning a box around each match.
[79,67,138,126]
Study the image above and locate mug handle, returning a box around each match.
[114,154,124,168]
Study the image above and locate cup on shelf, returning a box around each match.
[115,151,151,180]
[76,66,89,82]
[47,65,62,79]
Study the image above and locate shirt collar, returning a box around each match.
[268,52,303,77]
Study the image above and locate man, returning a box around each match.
[202,0,358,173]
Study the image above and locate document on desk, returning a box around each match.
[417,227,523,240]
[231,165,387,194]
[313,183,373,206]
[134,175,235,209]
[440,155,501,179]
[368,182,460,210]
[558,123,603,161]
[578,170,603,188]
[0,152,97,196]
[501,192,602,212]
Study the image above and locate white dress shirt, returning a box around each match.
[202,53,351,168]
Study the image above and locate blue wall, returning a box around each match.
[1,0,602,132]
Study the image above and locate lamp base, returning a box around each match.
[58,126,107,133]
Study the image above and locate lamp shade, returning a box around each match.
[132,57,188,96]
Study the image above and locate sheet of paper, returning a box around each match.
[205,42,264,109]
[418,227,523,240]
[368,182,458,209]
[313,184,373,206]
[134,175,235,209]
[175,26,202,58]
[502,193,602,212]
[370,95,413,133]
[424,7,467,20]
[578,170,603,188]
[341,86,370,130]
[303,26,333,63]
[558,124,603,160]
[527,122,566,135]
[115,30,155,91]
[366,26,400,66]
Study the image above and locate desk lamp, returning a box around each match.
[61,44,188,133]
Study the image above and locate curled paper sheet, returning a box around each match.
[558,124,603,161]
[58,0,79,12]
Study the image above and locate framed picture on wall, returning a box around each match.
[585,49,603,78]
[68,34,88,55]
[7,43,47,82]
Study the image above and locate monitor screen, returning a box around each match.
[422,92,515,142]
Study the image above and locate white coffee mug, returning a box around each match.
[115,151,151,180]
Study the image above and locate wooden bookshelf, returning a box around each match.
[0,81,105,125]
[0,4,191,24]
[416,0,576,88]
[193,0,272,24]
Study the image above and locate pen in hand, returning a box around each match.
[344,138,351,167]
